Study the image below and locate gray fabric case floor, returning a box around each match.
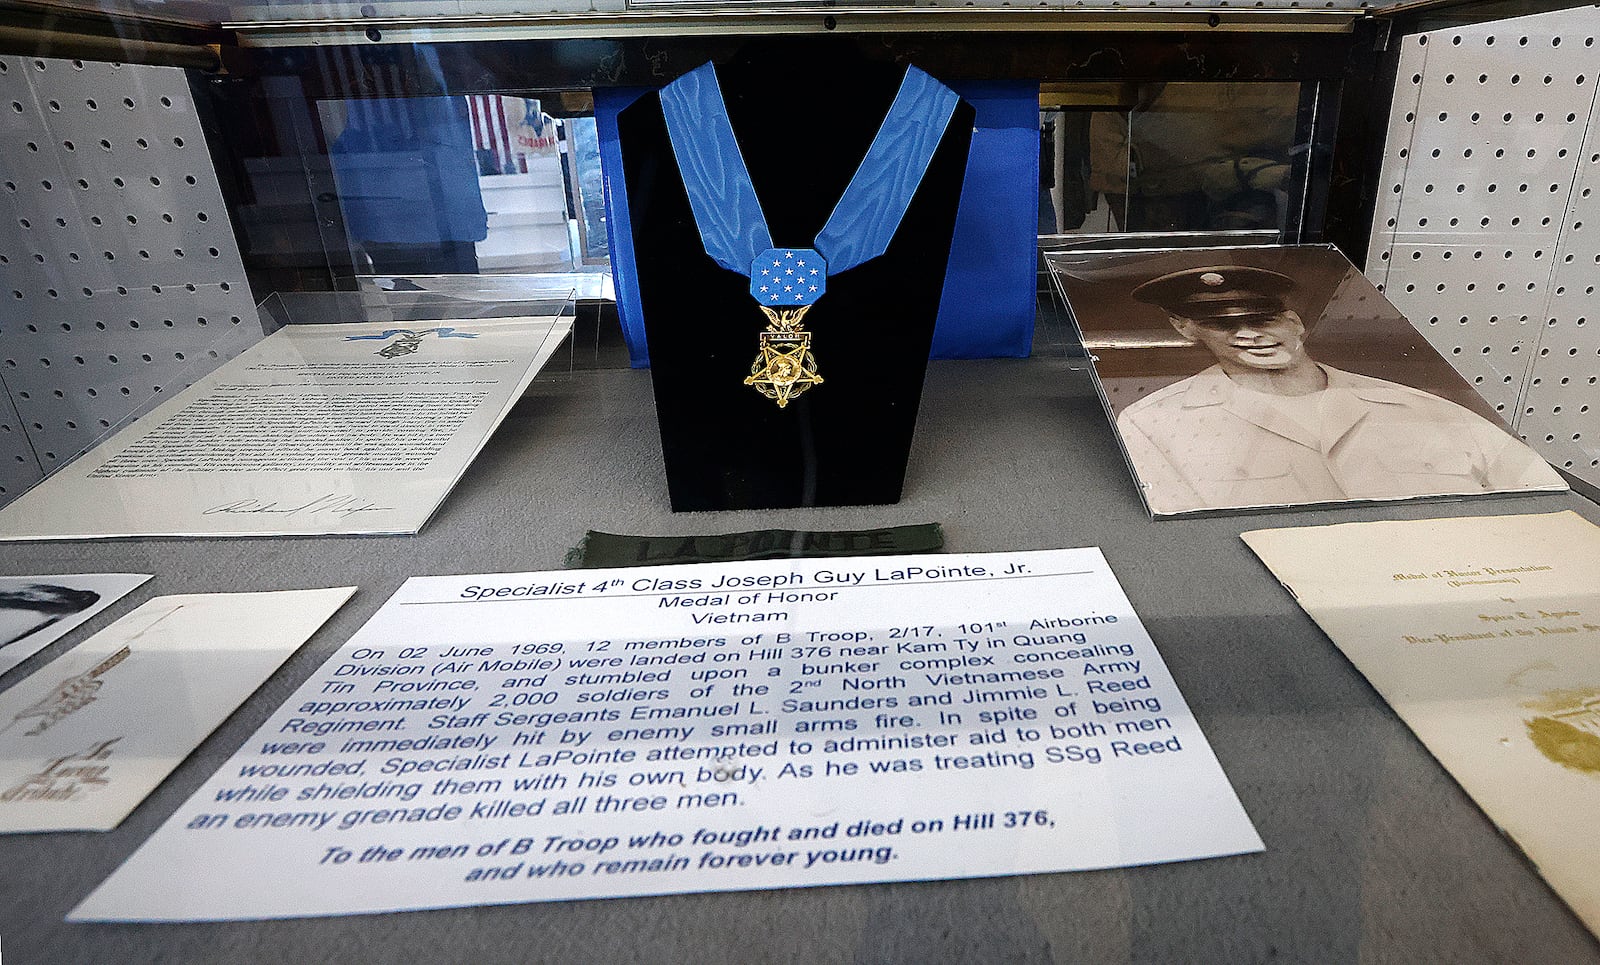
[2,357,1596,963]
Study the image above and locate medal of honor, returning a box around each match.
[746,307,822,407]
[657,62,958,407]
[743,248,826,407]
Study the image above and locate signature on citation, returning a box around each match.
[201,493,393,520]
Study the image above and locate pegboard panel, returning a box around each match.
[0,55,258,504]
[1364,7,1600,490]
[1364,10,1597,416]
[1518,105,1600,480]
[1377,245,1553,418]
[0,378,37,503]
[1364,37,1429,258]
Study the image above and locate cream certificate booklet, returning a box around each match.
[0,315,571,540]
[72,549,1261,922]
[0,588,355,833]
[0,574,151,679]
[1242,511,1600,936]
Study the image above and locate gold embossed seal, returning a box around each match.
[1522,688,1600,774]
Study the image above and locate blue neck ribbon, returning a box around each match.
[658,61,959,303]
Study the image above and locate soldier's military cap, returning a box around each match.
[1131,265,1296,322]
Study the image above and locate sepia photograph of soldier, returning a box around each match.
[1050,246,1567,515]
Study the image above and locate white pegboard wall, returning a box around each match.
[1520,121,1600,477]
[0,55,258,505]
[1365,7,1600,489]
[0,372,33,500]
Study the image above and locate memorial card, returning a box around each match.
[0,588,355,833]
[0,574,150,679]
[1243,512,1600,936]
[73,549,1261,922]
[0,314,572,540]
[1047,245,1565,516]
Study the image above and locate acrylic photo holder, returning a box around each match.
[1047,244,1566,517]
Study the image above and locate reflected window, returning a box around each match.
[1042,82,1302,237]
[321,94,487,274]
[318,93,604,276]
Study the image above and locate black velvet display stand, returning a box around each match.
[618,41,975,512]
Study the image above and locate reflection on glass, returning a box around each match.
[468,95,572,271]
[222,0,628,23]
[318,92,603,275]
[1044,82,1300,237]
[322,93,488,274]
[1102,83,1299,233]
[567,116,609,264]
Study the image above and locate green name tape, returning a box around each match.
[569,523,944,569]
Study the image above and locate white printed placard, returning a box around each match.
[72,549,1261,922]
[0,588,356,833]
[0,314,571,540]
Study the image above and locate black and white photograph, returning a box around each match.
[0,574,150,679]
[1048,244,1568,516]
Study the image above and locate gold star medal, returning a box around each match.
[743,247,826,407]
[745,306,823,407]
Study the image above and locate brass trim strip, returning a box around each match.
[0,25,224,69]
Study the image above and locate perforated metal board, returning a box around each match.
[0,55,257,506]
[1365,7,1600,489]
[0,372,33,502]
[1520,114,1600,479]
